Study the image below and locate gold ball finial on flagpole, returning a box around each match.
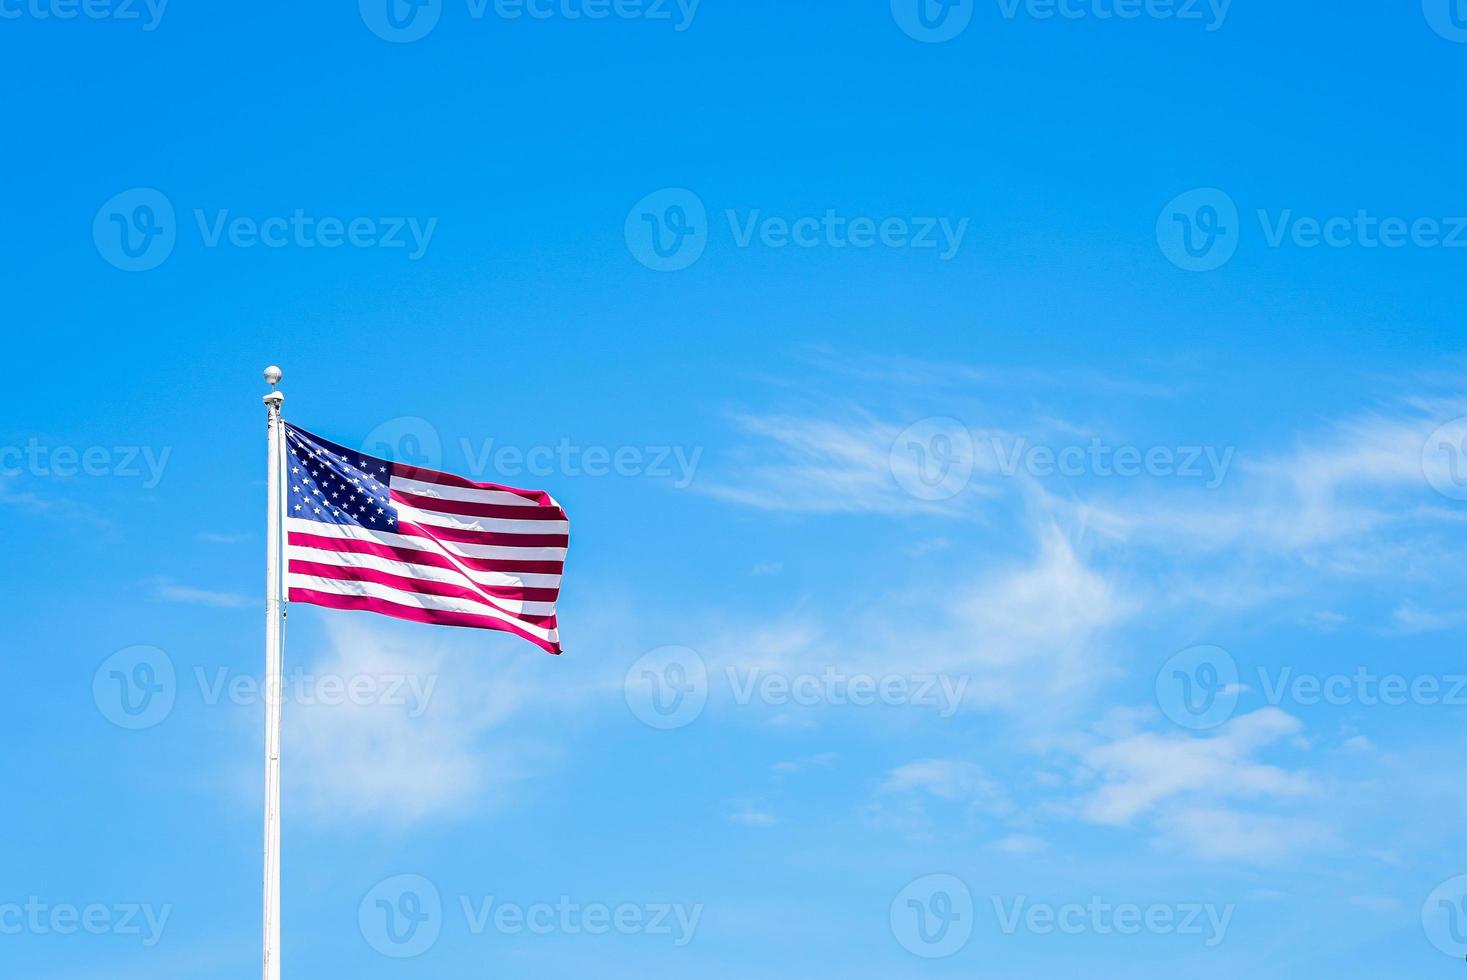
[263,365,284,410]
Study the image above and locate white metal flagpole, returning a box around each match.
[261,365,286,980]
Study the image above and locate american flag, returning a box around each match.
[283,423,567,654]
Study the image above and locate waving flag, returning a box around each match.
[282,422,567,654]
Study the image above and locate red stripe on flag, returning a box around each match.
[289,559,558,627]
[289,588,562,654]
[288,529,565,577]
[391,462,559,507]
[395,520,569,549]
[390,487,568,521]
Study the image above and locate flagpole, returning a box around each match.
[261,365,286,980]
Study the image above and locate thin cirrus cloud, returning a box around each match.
[283,616,608,826]
[1051,706,1332,863]
[875,710,1330,863]
[692,525,1133,717]
[1073,707,1315,827]
[700,369,1467,586]
[679,377,1467,868]
[865,758,1015,841]
[254,366,1467,859]
[153,578,255,609]
[700,386,1467,631]
[874,708,1333,864]
[197,531,251,545]
[1058,398,1467,560]
[727,799,778,827]
[697,411,1000,516]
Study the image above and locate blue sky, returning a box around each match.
[5,1,1467,976]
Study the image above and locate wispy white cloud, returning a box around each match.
[285,616,607,825]
[685,370,1467,879]
[773,752,837,774]
[991,833,1047,854]
[1348,895,1402,913]
[1153,805,1328,862]
[197,531,250,545]
[697,525,1134,718]
[153,578,254,609]
[902,536,952,558]
[1388,601,1467,634]
[728,799,778,827]
[937,526,1133,698]
[699,412,994,516]
[866,758,1012,839]
[880,759,1001,801]
[1055,398,1467,565]
[0,476,110,528]
[793,346,1187,401]
[1034,708,1333,863]
[288,624,514,824]
[1076,708,1313,826]
[1342,735,1373,753]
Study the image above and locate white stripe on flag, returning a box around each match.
[286,546,560,617]
[285,517,568,567]
[391,501,571,536]
[390,475,551,508]
[287,573,560,643]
